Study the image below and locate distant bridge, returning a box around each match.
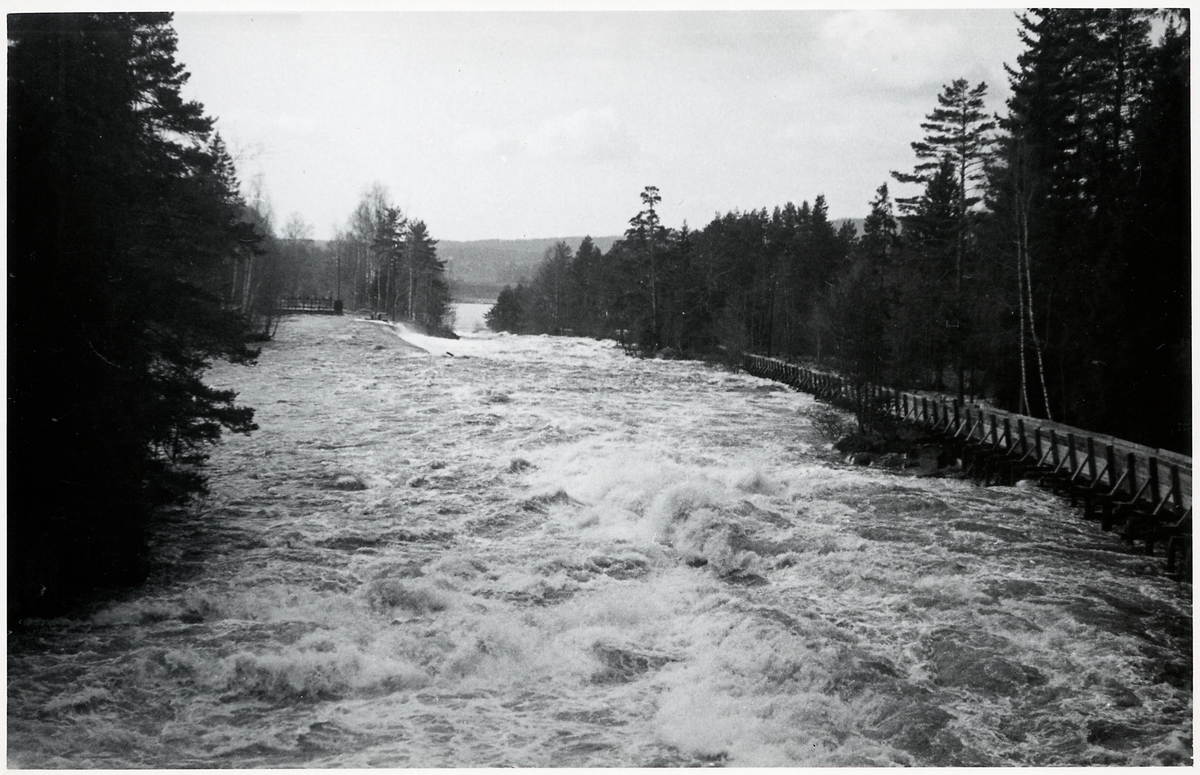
[744,353,1192,579]
[274,297,342,315]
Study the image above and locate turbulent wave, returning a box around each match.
[7,313,1191,767]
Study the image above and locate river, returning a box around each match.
[7,310,1192,767]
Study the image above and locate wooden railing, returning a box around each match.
[275,297,342,315]
[743,353,1192,576]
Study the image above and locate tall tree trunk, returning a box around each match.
[1017,232,1031,416]
[241,255,253,314]
[1021,207,1053,421]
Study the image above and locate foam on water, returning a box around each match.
[7,312,1191,768]
[452,302,492,335]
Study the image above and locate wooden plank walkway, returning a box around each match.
[743,353,1192,579]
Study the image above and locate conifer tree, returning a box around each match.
[569,236,606,336]
[404,220,452,334]
[9,13,260,614]
[372,206,407,320]
[826,186,891,385]
[626,186,665,348]
[893,79,996,402]
[995,8,1188,448]
[525,242,574,335]
[485,284,527,333]
[888,159,957,387]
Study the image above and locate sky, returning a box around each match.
[168,8,1028,242]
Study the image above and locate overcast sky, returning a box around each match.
[170,9,1027,242]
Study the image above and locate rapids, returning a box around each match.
[7,312,1192,767]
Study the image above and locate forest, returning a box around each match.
[487,9,1190,457]
[227,179,455,340]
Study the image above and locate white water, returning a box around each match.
[452,302,492,335]
[7,310,1192,767]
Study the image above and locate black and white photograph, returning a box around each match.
[7,5,1192,767]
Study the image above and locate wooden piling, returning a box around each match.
[740,353,1191,571]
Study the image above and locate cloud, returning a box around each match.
[816,11,971,94]
[454,126,504,156]
[523,108,638,164]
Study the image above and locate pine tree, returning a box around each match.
[827,185,895,392]
[893,158,958,387]
[626,186,665,348]
[995,8,1187,448]
[893,78,996,403]
[372,206,407,320]
[9,13,260,615]
[524,242,574,335]
[569,236,606,336]
[404,220,451,334]
[892,80,996,229]
[1118,12,1190,451]
[485,284,527,333]
[658,224,697,354]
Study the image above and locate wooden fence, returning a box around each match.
[743,353,1192,577]
[275,297,342,315]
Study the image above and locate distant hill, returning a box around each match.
[833,218,863,237]
[444,221,863,303]
[443,236,619,302]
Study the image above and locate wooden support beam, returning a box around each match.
[941,402,954,433]
[988,415,1003,451]
[737,354,1191,546]
[1149,457,1162,511]
[1106,468,1131,500]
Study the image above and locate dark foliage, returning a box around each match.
[8,13,260,617]
[485,284,527,333]
[990,9,1190,450]
[409,220,454,335]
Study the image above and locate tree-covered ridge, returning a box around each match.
[8,13,263,615]
[490,9,1189,454]
[486,194,857,360]
[440,236,622,300]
